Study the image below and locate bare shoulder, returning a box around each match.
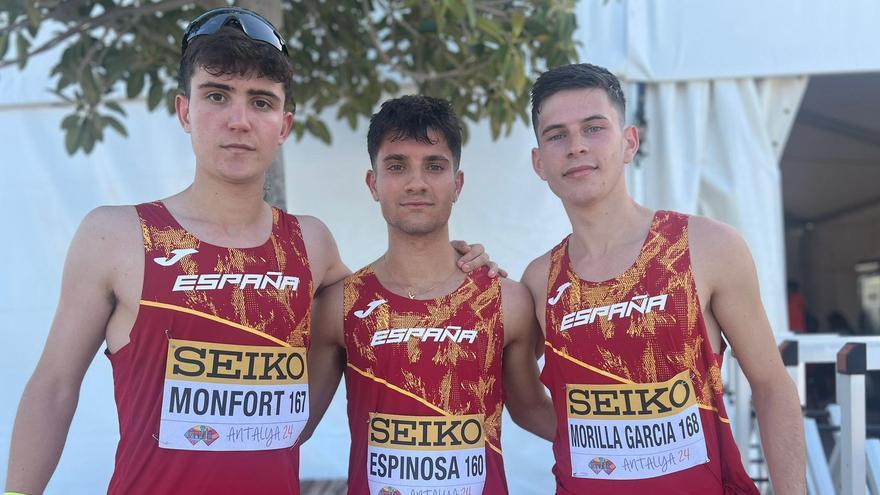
[688,215,754,283]
[295,215,350,291]
[73,205,142,270]
[521,250,553,296]
[500,277,535,313]
[296,214,331,239]
[80,205,140,237]
[296,214,335,255]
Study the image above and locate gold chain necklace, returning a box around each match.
[383,255,458,299]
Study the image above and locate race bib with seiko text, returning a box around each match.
[158,339,309,451]
[566,370,709,480]
[367,413,486,495]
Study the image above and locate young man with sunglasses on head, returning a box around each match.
[521,63,805,493]
[4,9,493,495]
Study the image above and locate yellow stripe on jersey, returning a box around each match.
[140,300,290,347]
[547,342,729,423]
[347,362,502,455]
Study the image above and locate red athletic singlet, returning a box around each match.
[106,201,313,495]
[343,266,507,495]
[541,211,758,494]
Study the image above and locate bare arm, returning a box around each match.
[300,280,346,444]
[501,279,555,441]
[521,252,552,340]
[691,217,805,494]
[298,215,352,291]
[5,207,131,493]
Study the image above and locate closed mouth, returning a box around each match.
[563,165,598,177]
[221,144,256,151]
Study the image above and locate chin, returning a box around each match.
[391,219,445,236]
[557,187,606,208]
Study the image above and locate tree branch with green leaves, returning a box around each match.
[0,0,579,155]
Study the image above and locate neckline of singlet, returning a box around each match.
[563,210,664,286]
[153,200,279,251]
[362,264,477,305]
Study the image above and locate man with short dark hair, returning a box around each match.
[306,95,554,495]
[522,63,805,493]
[4,9,491,495]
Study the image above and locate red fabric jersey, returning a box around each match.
[106,201,313,495]
[541,211,758,494]
[343,266,507,495]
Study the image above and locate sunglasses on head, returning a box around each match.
[181,7,288,55]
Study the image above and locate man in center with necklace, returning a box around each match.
[306,95,554,494]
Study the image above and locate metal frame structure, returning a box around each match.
[777,335,880,494]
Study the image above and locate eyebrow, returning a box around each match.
[382,153,408,163]
[381,154,450,163]
[423,155,450,163]
[197,82,282,103]
[540,115,609,137]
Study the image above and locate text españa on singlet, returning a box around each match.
[367,413,487,494]
[565,370,709,480]
[159,339,309,451]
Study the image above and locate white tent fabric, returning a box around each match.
[582,0,880,81]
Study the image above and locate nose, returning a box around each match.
[227,102,252,131]
[567,133,589,157]
[405,169,428,193]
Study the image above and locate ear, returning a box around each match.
[531,147,548,181]
[278,110,294,144]
[365,169,379,201]
[452,170,464,202]
[622,125,640,164]
[175,94,191,133]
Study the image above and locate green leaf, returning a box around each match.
[0,34,9,59]
[445,0,466,20]
[65,121,82,155]
[81,69,99,106]
[91,113,104,141]
[511,11,525,38]
[25,2,42,28]
[164,89,176,114]
[464,0,477,29]
[126,72,145,99]
[16,32,30,70]
[103,50,131,82]
[305,117,331,144]
[61,114,79,130]
[104,114,128,137]
[417,19,438,34]
[104,101,127,116]
[381,79,400,95]
[146,78,164,111]
[432,2,447,33]
[292,121,305,140]
[476,18,503,42]
[489,116,501,140]
[510,52,525,93]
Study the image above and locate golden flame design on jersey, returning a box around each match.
[542,211,758,493]
[343,266,505,448]
[137,201,312,347]
[544,211,725,412]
